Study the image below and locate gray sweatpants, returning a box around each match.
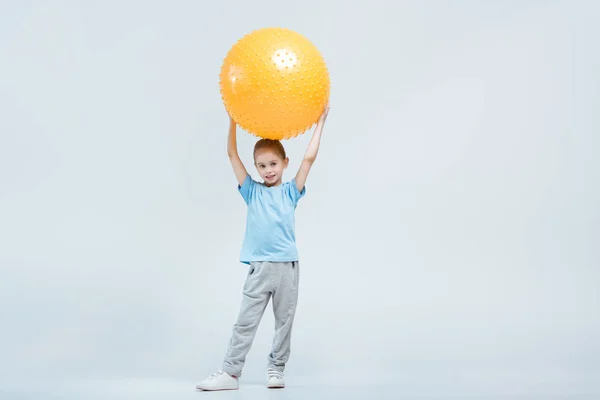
[222,261,300,378]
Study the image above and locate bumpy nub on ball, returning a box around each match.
[220,27,330,140]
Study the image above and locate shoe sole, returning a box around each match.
[196,387,239,391]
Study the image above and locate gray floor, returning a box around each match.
[2,379,597,400]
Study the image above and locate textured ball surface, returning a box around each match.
[220,27,330,140]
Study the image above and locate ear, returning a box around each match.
[284,157,289,168]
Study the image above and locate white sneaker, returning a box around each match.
[196,370,239,391]
[267,369,285,389]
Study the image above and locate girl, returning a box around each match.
[196,106,329,391]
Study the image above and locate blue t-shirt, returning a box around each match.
[238,174,306,264]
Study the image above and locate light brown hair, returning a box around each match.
[253,139,287,161]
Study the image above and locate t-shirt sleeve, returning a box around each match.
[287,179,306,206]
[238,174,255,204]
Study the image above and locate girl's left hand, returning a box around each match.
[319,104,330,123]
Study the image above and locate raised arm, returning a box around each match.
[295,105,329,192]
[227,116,249,186]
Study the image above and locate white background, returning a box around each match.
[1,0,598,398]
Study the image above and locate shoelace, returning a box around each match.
[267,369,283,379]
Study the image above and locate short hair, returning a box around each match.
[253,139,287,161]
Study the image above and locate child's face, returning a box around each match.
[254,149,288,186]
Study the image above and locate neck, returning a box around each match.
[265,180,282,187]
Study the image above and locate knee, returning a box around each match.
[234,320,258,333]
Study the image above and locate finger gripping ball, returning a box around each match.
[220,27,330,140]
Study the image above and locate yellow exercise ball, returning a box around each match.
[219,27,330,140]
